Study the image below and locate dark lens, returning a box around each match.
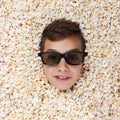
[41,52,60,65]
[65,52,83,65]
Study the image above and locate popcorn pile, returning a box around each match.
[0,0,120,119]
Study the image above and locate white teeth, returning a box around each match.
[58,76,68,79]
[59,77,66,79]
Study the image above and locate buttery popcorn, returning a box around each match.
[0,0,119,120]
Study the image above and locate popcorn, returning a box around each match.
[0,0,119,119]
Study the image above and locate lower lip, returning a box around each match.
[54,76,71,82]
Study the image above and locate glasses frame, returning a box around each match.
[38,51,88,66]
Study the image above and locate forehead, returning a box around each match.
[44,36,83,53]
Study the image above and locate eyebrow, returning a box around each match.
[45,49,81,53]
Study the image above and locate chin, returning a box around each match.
[55,85,74,91]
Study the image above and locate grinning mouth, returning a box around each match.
[54,76,71,81]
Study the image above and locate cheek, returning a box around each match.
[73,70,81,78]
[72,66,83,77]
[43,66,53,78]
[43,66,49,75]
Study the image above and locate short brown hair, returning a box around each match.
[39,18,86,52]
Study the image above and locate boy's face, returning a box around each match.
[43,36,83,90]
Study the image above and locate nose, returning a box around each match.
[57,58,69,72]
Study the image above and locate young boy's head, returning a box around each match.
[38,18,87,90]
